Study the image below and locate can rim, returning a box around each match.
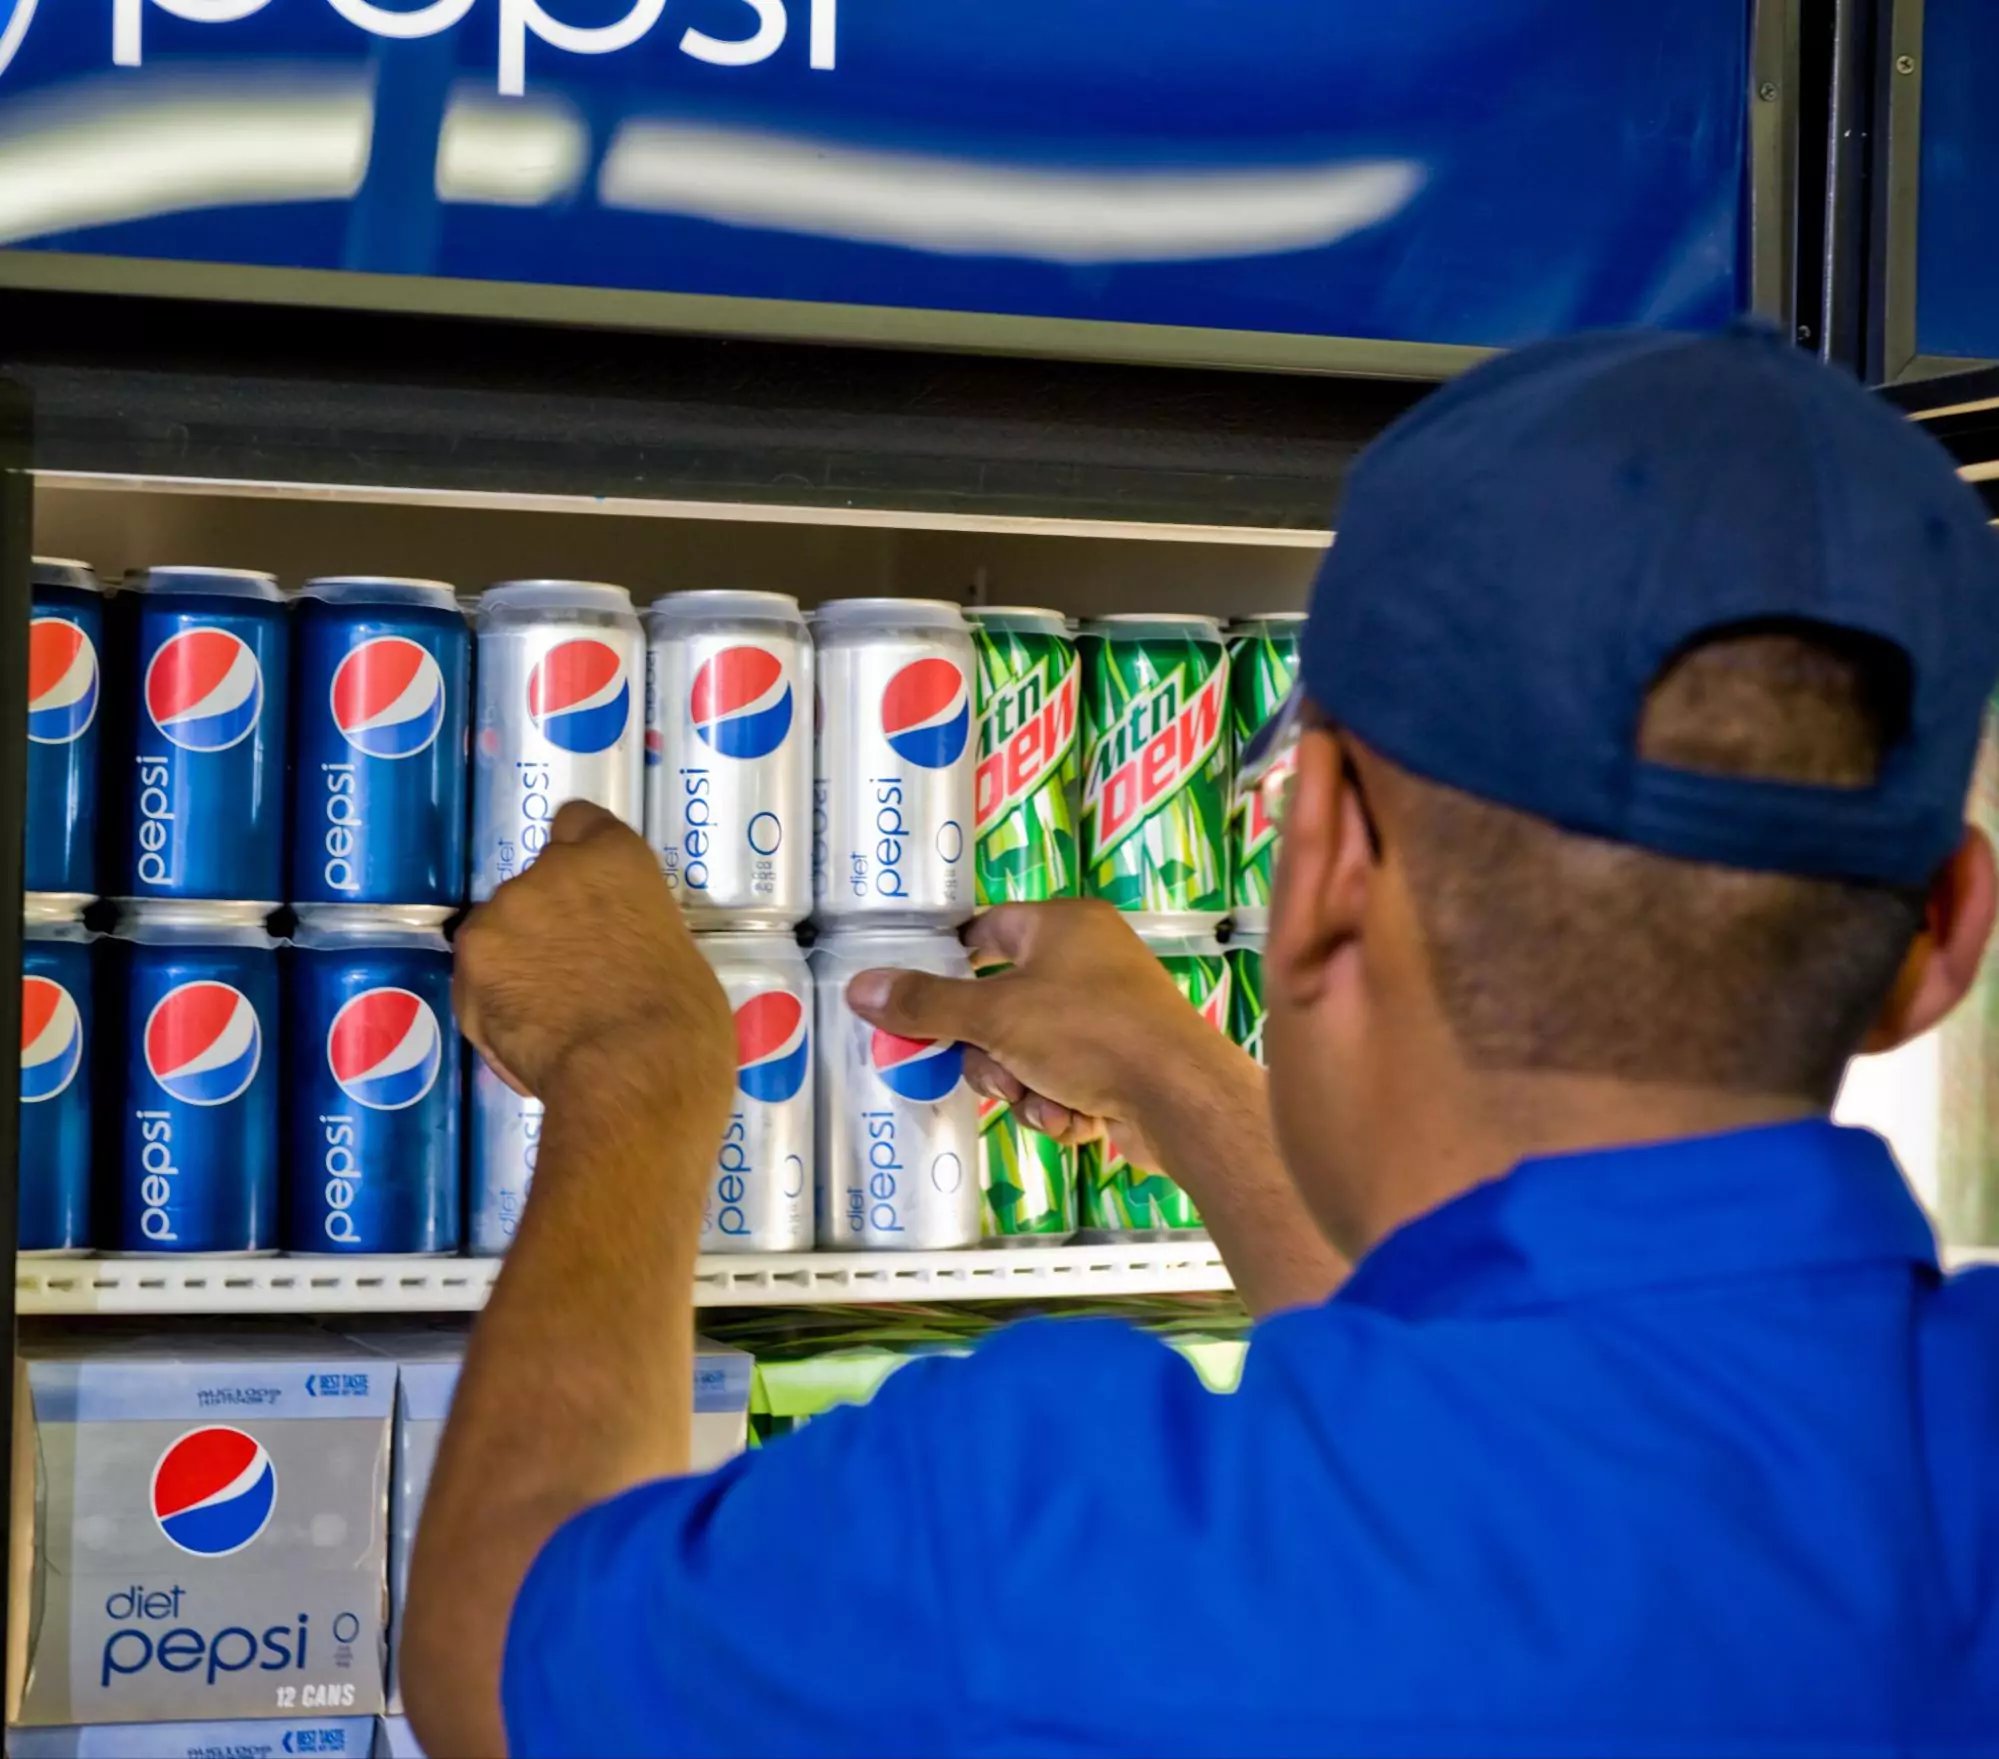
[135,567,285,603]
[969,606,1068,631]
[300,576,461,611]
[811,597,968,632]
[1226,612,1308,630]
[693,928,810,956]
[111,898,279,946]
[645,589,805,627]
[479,579,637,620]
[29,558,102,594]
[1082,612,1226,635]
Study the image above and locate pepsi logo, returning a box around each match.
[645,728,664,768]
[151,1426,276,1558]
[870,1028,964,1103]
[330,636,445,760]
[19,975,80,1104]
[527,639,629,754]
[144,628,263,753]
[734,992,807,1104]
[144,981,262,1107]
[692,646,793,760]
[881,659,969,770]
[329,988,442,1111]
[27,618,98,745]
[0,0,38,86]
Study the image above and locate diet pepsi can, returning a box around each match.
[120,569,289,904]
[104,901,279,1254]
[696,932,813,1251]
[292,578,470,908]
[645,592,813,927]
[468,1055,541,1256]
[26,560,106,904]
[811,929,980,1249]
[470,580,643,901]
[286,906,461,1255]
[21,896,94,1255]
[813,599,975,928]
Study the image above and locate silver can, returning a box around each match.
[811,928,981,1249]
[468,1051,543,1256]
[645,591,813,927]
[812,599,975,928]
[470,580,644,902]
[697,931,815,1252]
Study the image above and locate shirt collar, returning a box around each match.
[1334,1119,1938,1322]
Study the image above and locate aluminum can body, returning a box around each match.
[21,898,94,1254]
[1226,614,1303,930]
[468,1053,543,1256]
[27,560,105,899]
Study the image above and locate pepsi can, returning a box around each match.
[471,581,643,901]
[811,929,980,1249]
[468,1054,541,1256]
[813,599,975,928]
[292,578,470,908]
[697,932,813,1251]
[644,592,813,927]
[286,906,461,1255]
[20,896,94,1255]
[120,568,288,904]
[104,901,279,1254]
[26,559,105,904]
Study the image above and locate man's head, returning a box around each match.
[1260,325,1999,1256]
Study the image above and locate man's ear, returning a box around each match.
[1265,727,1374,1009]
[1863,826,1997,1053]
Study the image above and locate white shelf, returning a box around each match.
[16,1242,1231,1316]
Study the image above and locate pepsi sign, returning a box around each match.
[151,1426,277,1558]
[20,973,82,1103]
[734,991,808,1104]
[145,630,264,754]
[145,981,263,1107]
[27,617,99,745]
[330,637,446,760]
[870,1027,962,1103]
[881,659,969,771]
[692,646,793,761]
[527,639,630,754]
[328,988,442,1111]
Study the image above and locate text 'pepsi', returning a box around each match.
[26,560,105,904]
[468,1053,542,1257]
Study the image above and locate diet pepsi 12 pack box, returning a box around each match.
[8,1332,392,1727]
[7,1715,373,1757]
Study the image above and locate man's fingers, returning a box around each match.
[964,1049,1026,1106]
[845,967,994,1045]
[550,799,621,845]
[963,906,1037,966]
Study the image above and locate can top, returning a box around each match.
[810,926,970,960]
[1084,613,1226,639]
[970,606,1068,634]
[694,928,810,962]
[112,898,278,947]
[301,576,461,612]
[1137,926,1227,957]
[812,597,969,634]
[479,579,636,622]
[22,893,88,931]
[29,557,102,594]
[1228,612,1307,632]
[293,903,451,952]
[646,590,805,630]
[135,566,285,603]
[1227,924,1268,948]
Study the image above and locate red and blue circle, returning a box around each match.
[144,981,263,1108]
[27,618,98,745]
[527,639,629,754]
[144,628,264,753]
[870,1028,964,1103]
[331,636,446,760]
[20,976,81,1105]
[329,988,442,1111]
[151,1426,276,1558]
[881,659,969,769]
[735,992,808,1103]
[691,646,793,760]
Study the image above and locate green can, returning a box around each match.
[1227,614,1304,927]
[979,1093,1079,1243]
[1079,927,1232,1235]
[972,608,1081,905]
[1080,615,1231,924]
[1228,930,1267,1066]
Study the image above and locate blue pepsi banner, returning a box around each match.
[1913,0,1999,369]
[0,1,1758,362]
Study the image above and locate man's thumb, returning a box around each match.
[846,966,991,1046]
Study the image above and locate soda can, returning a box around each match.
[696,932,814,1251]
[286,905,462,1255]
[811,928,981,1249]
[971,607,1081,905]
[119,568,289,905]
[470,580,644,902]
[979,1095,1077,1244]
[104,900,280,1254]
[292,577,471,908]
[645,592,813,927]
[468,1053,542,1256]
[26,559,105,904]
[20,896,94,1255]
[812,599,975,929]
[1078,925,1231,1236]
[1079,614,1230,929]
[1228,927,1267,1066]
[1227,614,1304,931]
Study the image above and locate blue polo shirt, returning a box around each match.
[503,1121,1999,1757]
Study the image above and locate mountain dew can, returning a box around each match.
[979,1095,1077,1242]
[1228,614,1303,931]
[972,608,1080,904]
[1080,616,1230,927]
[1079,927,1231,1236]
[1228,928,1267,1066]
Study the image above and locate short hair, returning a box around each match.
[1388,626,1930,1101]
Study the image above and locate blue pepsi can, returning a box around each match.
[105,900,279,1254]
[120,568,288,904]
[20,897,94,1255]
[292,579,471,908]
[26,560,105,905]
[286,905,462,1254]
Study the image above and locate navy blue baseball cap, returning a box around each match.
[1242,322,1999,889]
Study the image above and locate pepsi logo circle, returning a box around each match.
[151,1426,276,1558]
[26,618,98,745]
[331,636,445,760]
[329,988,442,1111]
[0,0,39,86]
[692,646,793,759]
[144,628,263,753]
[144,982,262,1107]
[19,976,81,1104]
[881,659,969,769]
[870,1029,964,1103]
[735,992,808,1103]
[527,639,630,754]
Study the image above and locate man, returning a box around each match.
[404,324,1999,1758]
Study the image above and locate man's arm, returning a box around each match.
[845,902,1346,1316]
[401,803,733,1759]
